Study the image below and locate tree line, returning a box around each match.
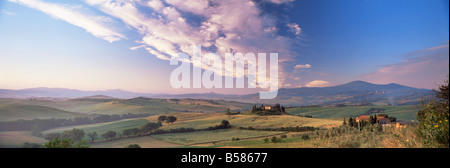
[239,126,318,132]
[121,119,231,138]
[0,113,153,135]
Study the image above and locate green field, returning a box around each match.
[41,118,149,141]
[90,136,182,148]
[151,129,284,145]
[286,105,419,121]
[147,113,342,130]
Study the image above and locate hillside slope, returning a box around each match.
[0,104,91,121]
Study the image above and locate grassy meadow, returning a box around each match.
[146,113,342,131]
[215,125,422,148]
[41,118,149,141]
[0,131,47,148]
[90,135,182,148]
[151,129,285,145]
[0,97,253,116]
[0,103,91,121]
[286,105,419,121]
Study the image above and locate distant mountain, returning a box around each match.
[0,81,433,106]
[230,81,433,106]
[0,87,154,99]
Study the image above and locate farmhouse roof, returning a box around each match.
[356,115,370,121]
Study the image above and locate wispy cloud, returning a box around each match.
[84,0,299,86]
[305,80,332,87]
[9,0,125,43]
[294,64,311,69]
[287,23,302,37]
[266,0,295,4]
[2,9,16,16]
[359,42,449,89]
[12,0,300,88]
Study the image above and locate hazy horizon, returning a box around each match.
[0,80,435,97]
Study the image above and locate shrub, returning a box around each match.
[125,144,141,148]
[271,136,282,143]
[301,134,310,140]
[416,77,449,148]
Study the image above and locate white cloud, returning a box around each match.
[266,0,295,4]
[15,0,299,88]
[294,64,311,69]
[9,0,125,43]
[287,23,302,36]
[83,0,297,85]
[147,0,164,11]
[164,0,209,15]
[305,80,332,87]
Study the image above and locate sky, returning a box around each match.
[0,0,448,94]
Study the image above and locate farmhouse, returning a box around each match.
[248,103,286,115]
[354,114,410,129]
[355,115,370,123]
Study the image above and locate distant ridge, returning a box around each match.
[0,87,153,99]
[0,81,433,106]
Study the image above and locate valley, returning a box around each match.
[0,81,430,148]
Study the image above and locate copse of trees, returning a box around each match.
[44,128,85,142]
[141,122,162,135]
[102,131,117,140]
[157,115,177,124]
[42,137,89,148]
[122,128,140,137]
[225,108,241,115]
[208,120,231,130]
[125,144,141,148]
[87,132,97,143]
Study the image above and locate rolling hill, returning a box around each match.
[0,104,91,121]
[0,97,254,121]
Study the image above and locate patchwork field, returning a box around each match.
[0,96,423,148]
[0,97,253,116]
[41,118,149,141]
[0,104,92,121]
[90,136,182,148]
[0,131,47,147]
[286,105,419,121]
[151,129,285,145]
[146,113,342,130]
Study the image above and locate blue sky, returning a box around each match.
[0,0,448,94]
